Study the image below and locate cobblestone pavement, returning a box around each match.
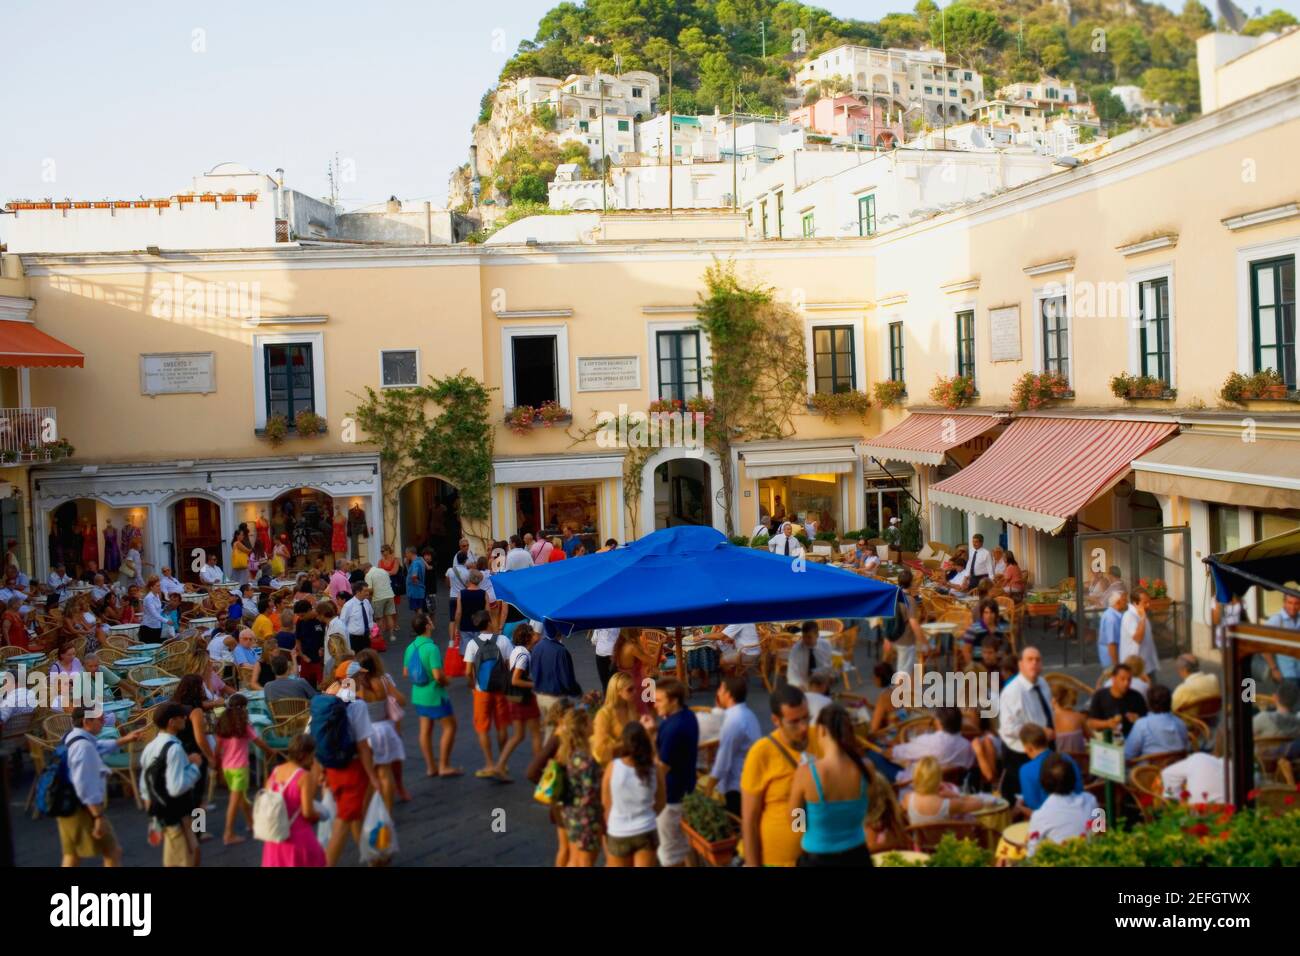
[4,585,1192,867]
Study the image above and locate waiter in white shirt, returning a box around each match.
[340,583,375,653]
[998,645,1056,801]
[767,522,805,559]
[785,620,834,690]
[159,567,186,598]
[963,533,994,589]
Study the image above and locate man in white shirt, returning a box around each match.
[339,583,375,653]
[592,626,620,689]
[89,574,109,604]
[199,554,224,586]
[713,621,762,674]
[1120,587,1160,678]
[504,535,534,571]
[47,563,73,597]
[138,704,204,867]
[890,707,975,784]
[159,567,186,598]
[785,620,834,690]
[767,522,804,559]
[1161,751,1225,804]
[991,546,1007,579]
[963,533,994,588]
[998,645,1056,802]
[805,671,835,722]
[1026,753,1099,857]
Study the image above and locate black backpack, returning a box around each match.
[890,592,913,642]
[144,740,196,826]
[473,634,512,694]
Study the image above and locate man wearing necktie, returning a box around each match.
[997,645,1056,801]
[964,533,994,589]
[786,620,833,690]
[342,583,374,653]
[767,523,804,560]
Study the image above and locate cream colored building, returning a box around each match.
[9,32,1299,659]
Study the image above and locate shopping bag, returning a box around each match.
[315,788,336,849]
[532,759,570,807]
[444,639,466,678]
[359,792,399,864]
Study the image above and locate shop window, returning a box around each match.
[511,335,559,409]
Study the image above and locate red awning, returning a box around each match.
[0,323,85,368]
[861,412,1005,466]
[929,417,1179,534]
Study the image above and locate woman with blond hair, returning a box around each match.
[558,706,603,867]
[184,645,233,705]
[902,756,989,824]
[354,648,410,809]
[527,698,576,866]
[590,670,638,765]
[612,627,659,718]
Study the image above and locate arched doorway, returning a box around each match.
[47,498,143,579]
[399,477,462,576]
[171,496,222,583]
[270,487,336,572]
[640,447,727,539]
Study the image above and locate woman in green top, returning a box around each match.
[403,610,462,778]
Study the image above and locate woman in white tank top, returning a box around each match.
[601,721,665,867]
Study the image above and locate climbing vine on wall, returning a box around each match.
[568,260,807,537]
[350,372,495,546]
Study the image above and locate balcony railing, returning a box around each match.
[0,407,72,463]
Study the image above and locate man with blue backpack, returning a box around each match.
[461,609,515,780]
[311,662,379,866]
[41,706,144,867]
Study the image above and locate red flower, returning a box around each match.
[1225,804,1237,814]
[1286,796,1295,806]
[1218,831,1231,841]
[1189,823,1210,837]
[1179,789,1191,801]
[1195,802,1208,814]
[1028,831,1041,840]
[1248,789,1260,800]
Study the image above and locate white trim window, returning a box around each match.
[805,317,866,395]
[1033,287,1072,385]
[953,304,977,385]
[1235,236,1300,385]
[501,324,571,411]
[1127,264,1176,389]
[252,331,326,430]
[379,348,421,388]
[647,320,712,401]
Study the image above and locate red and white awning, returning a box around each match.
[929,417,1179,534]
[860,412,1004,466]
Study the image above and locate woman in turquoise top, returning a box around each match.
[788,703,875,866]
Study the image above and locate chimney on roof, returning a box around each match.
[386,196,401,214]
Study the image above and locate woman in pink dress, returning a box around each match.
[262,734,327,868]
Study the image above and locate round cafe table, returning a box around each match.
[921,621,960,670]
[101,699,136,720]
[140,676,180,690]
[5,652,46,669]
[110,656,153,670]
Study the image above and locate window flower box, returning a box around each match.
[505,405,536,434]
[175,195,195,204]
[1011,371,1070,410]
[808,389,872,422]
[1111,373,1175,401]
[1220,369,1288,404]
[873,379,907,408]
[929,374,977,409]
[294,409,327,437]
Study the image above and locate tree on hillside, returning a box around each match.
[1141,66,1199,114]
[512,174,549,206]
[931,4,1008,63]
[1243,9,1299,34]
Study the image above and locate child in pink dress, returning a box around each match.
[216,695,274,845]
[261,735,327,868]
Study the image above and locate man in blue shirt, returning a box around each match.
[1264,594,1300,683]
[648,678,699,867]
[405,547,428,614]
[561,527,582,558]
[1018,723,1081,812]
[709,675,761,816]
[1124,684,1189,760]
[530,627,582,724]
[1097,589,1125,668]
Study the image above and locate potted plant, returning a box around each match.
[929,374,977,409]
[684,393,717,428]
[505,405,535,434]
[263,413,289,447]
[648,397,682,416]
[536,400,571,426]
[1112,373,1174,400]
[873,379,907,408]
[750,532,770,550]
[1248,368,1287,400]
[728,534,751,547]
[680,791,740,866]
[294,409,326,436]
[1219,371,1250,405]
[1140,577,1172,621]
[808,389,872,422]
[1010,372,1062,410]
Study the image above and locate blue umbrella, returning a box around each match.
[490,525,900,679]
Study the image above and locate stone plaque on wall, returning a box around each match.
[988,306,1021,363]
[576,355,640,392]
[140,352,216,395]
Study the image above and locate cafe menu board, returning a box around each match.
[577,355,640,392]
[140,352,216,395]
[988,306,1021,363]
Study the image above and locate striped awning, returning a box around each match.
[742,446,857,480]
[929,417,1180,534]
[0,322,84,368]
[860,412,1004,466]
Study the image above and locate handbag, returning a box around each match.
[444,639,466,678]
[532,758,570,807]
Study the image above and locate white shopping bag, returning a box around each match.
[359,792,399,864]
[315,788,336,849]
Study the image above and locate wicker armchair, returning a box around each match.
[906,821,998,852]
[40,713,73,741]
[268,698,309,722]
[1128,763,1165,823]
[1044,672,1093,709]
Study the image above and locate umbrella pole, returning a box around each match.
[675,625,685,684]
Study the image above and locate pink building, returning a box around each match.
[788,95,903,148]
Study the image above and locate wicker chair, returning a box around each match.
[1176,695,1222,725]
[268,698,309,722]
[1176,714,1211,753]
[1254,735,1297,782]
[816,619,844,635]
[259,710,310,774]
[93,646,129,666]
[0,645,29,662]
[101,634,134,653]
[895,715,935,743]
[40,712,74,741]
[1128,763,1166,823]
[126,666,178,706]
[761,630,796,692]
[906,821,998,852]
[1044,672,1093,710]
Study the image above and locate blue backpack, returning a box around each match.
[310,695,357,769]
[36,733,87,818]
[406,639,432,688]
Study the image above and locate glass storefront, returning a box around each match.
[757,474,839,534]
[514,482,600,538]
[864,478,909,537]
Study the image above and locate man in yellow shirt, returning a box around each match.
[1171,654,1220,713]
[251,595,276,642]
[740,683,822,867]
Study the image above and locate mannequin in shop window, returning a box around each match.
[69,521,84,577]
[292,513,310,563]
[347,502,369,560]
[82,519,99,572]
[331,507,347,564]
[256,510,272,555]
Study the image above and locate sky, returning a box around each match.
[2,0,1297,216]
